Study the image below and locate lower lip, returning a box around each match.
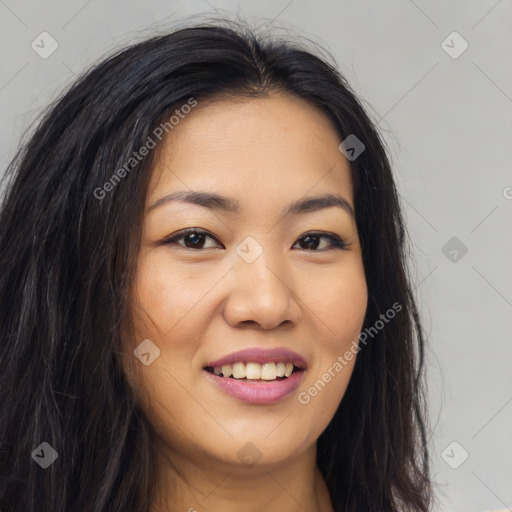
[203,369,306,404]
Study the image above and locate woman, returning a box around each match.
[0,19,433,512]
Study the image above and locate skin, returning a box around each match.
[127,93,368,512]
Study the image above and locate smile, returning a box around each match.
[202,347,308,404]
[204,361,299,381]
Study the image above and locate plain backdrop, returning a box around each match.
[0,1,511,511]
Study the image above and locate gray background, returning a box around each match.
[1,1,511,511]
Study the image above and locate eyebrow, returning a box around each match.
[148,190,355,219]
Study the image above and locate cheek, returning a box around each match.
[129,254,212,403]
[307,261,368,343]
[328,270,367,377]
[299,263,367,420]
[132,252,211,340]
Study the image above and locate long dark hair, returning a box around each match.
[0,18,434,512]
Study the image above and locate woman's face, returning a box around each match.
[129,93,367,471]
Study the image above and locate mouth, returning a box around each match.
[202,348,307,404]
[204,362,302,382]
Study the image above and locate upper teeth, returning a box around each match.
[213,362,295,380]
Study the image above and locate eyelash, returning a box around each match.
[160,228,348,251]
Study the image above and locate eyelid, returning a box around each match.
[159,228,223,248]
[294,231,349,250]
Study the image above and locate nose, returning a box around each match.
[223,249,302,330]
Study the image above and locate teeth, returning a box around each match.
[212,361,300,380]
[276,362,285,377]
[260,363,276,380]
[245,362,261,379]
[221,364,232,378]
[232,362,246,379]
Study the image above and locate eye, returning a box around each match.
[159,229,348,251]
[160,228,222,250]
[292,232,348,251]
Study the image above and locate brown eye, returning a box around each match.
[293,233,347,251]
[160,230,347,252]
[161,229,222,250]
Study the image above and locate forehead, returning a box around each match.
[147,94,354,214]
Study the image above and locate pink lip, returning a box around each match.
[203,368,306,404]
[205,347,307,369]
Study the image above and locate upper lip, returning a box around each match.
[205,347,307,370]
